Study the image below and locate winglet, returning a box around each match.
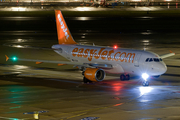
[169,50,175,55]
[5,55,9,61]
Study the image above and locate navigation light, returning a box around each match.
[13,57,17,61]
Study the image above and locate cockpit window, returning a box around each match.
[145,58,162,62]
[154,58,160,62]
[145,58,149,62]
[149,58,153,62]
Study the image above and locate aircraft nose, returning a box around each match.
[162,64,167,74]
[151,63,167,76]
[158,63,167,74]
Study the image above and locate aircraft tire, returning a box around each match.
[82,71,84,76]
[142,81,149,86]
[83,77,92,83]
[120,74,126,81]
[125,74,130,80]
[83,77,88,83]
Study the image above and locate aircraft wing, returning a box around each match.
[159,50,175,59]
[5,55,113,69]
[4,44,113,69]
[3,44,57,50]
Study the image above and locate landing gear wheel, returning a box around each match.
[120,74,126,81]
[142,81,149,86]
[120,74,130,81]
[83,77,88,83]
[83,77,92,83]
[125,74,130,80]
[82,71,84,76]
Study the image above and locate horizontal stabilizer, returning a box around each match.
[160,50,175,59]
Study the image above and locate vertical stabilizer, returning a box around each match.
[55,10,77,44]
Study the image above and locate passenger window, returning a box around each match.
[149,58,153,62]
[145,58,149,62]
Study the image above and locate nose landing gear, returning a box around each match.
[142,81,149,86]
[141,73,150,86]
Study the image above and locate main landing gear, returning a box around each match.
[83,77,92,83]
[120,74,130,81]
[82,71,91,83]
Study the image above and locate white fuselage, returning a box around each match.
[52,44,167,77]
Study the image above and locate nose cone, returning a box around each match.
[160,63,167,74]
[156,62,167,75]
[148,62,167,76]
[141,61,167,77]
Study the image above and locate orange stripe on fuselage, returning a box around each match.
[71,47,136,63]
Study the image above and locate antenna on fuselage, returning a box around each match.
[143,45,147,51]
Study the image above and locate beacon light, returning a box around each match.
[114,45,118,49]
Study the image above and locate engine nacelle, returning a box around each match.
[84,68,105,82]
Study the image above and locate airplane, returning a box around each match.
[5,10,175,86]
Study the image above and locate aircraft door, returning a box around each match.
[134,53,141,67]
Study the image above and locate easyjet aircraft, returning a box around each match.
[5,10,175,86]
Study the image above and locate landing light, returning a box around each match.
[142,73,149,80]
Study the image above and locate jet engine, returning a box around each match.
[84,68,105,82]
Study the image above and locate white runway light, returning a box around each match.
[142,73,149,80]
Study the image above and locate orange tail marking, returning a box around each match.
[55,10,77,45]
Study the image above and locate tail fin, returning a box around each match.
[55,10,77,44]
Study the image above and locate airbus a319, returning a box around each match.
[5,10,175,86]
